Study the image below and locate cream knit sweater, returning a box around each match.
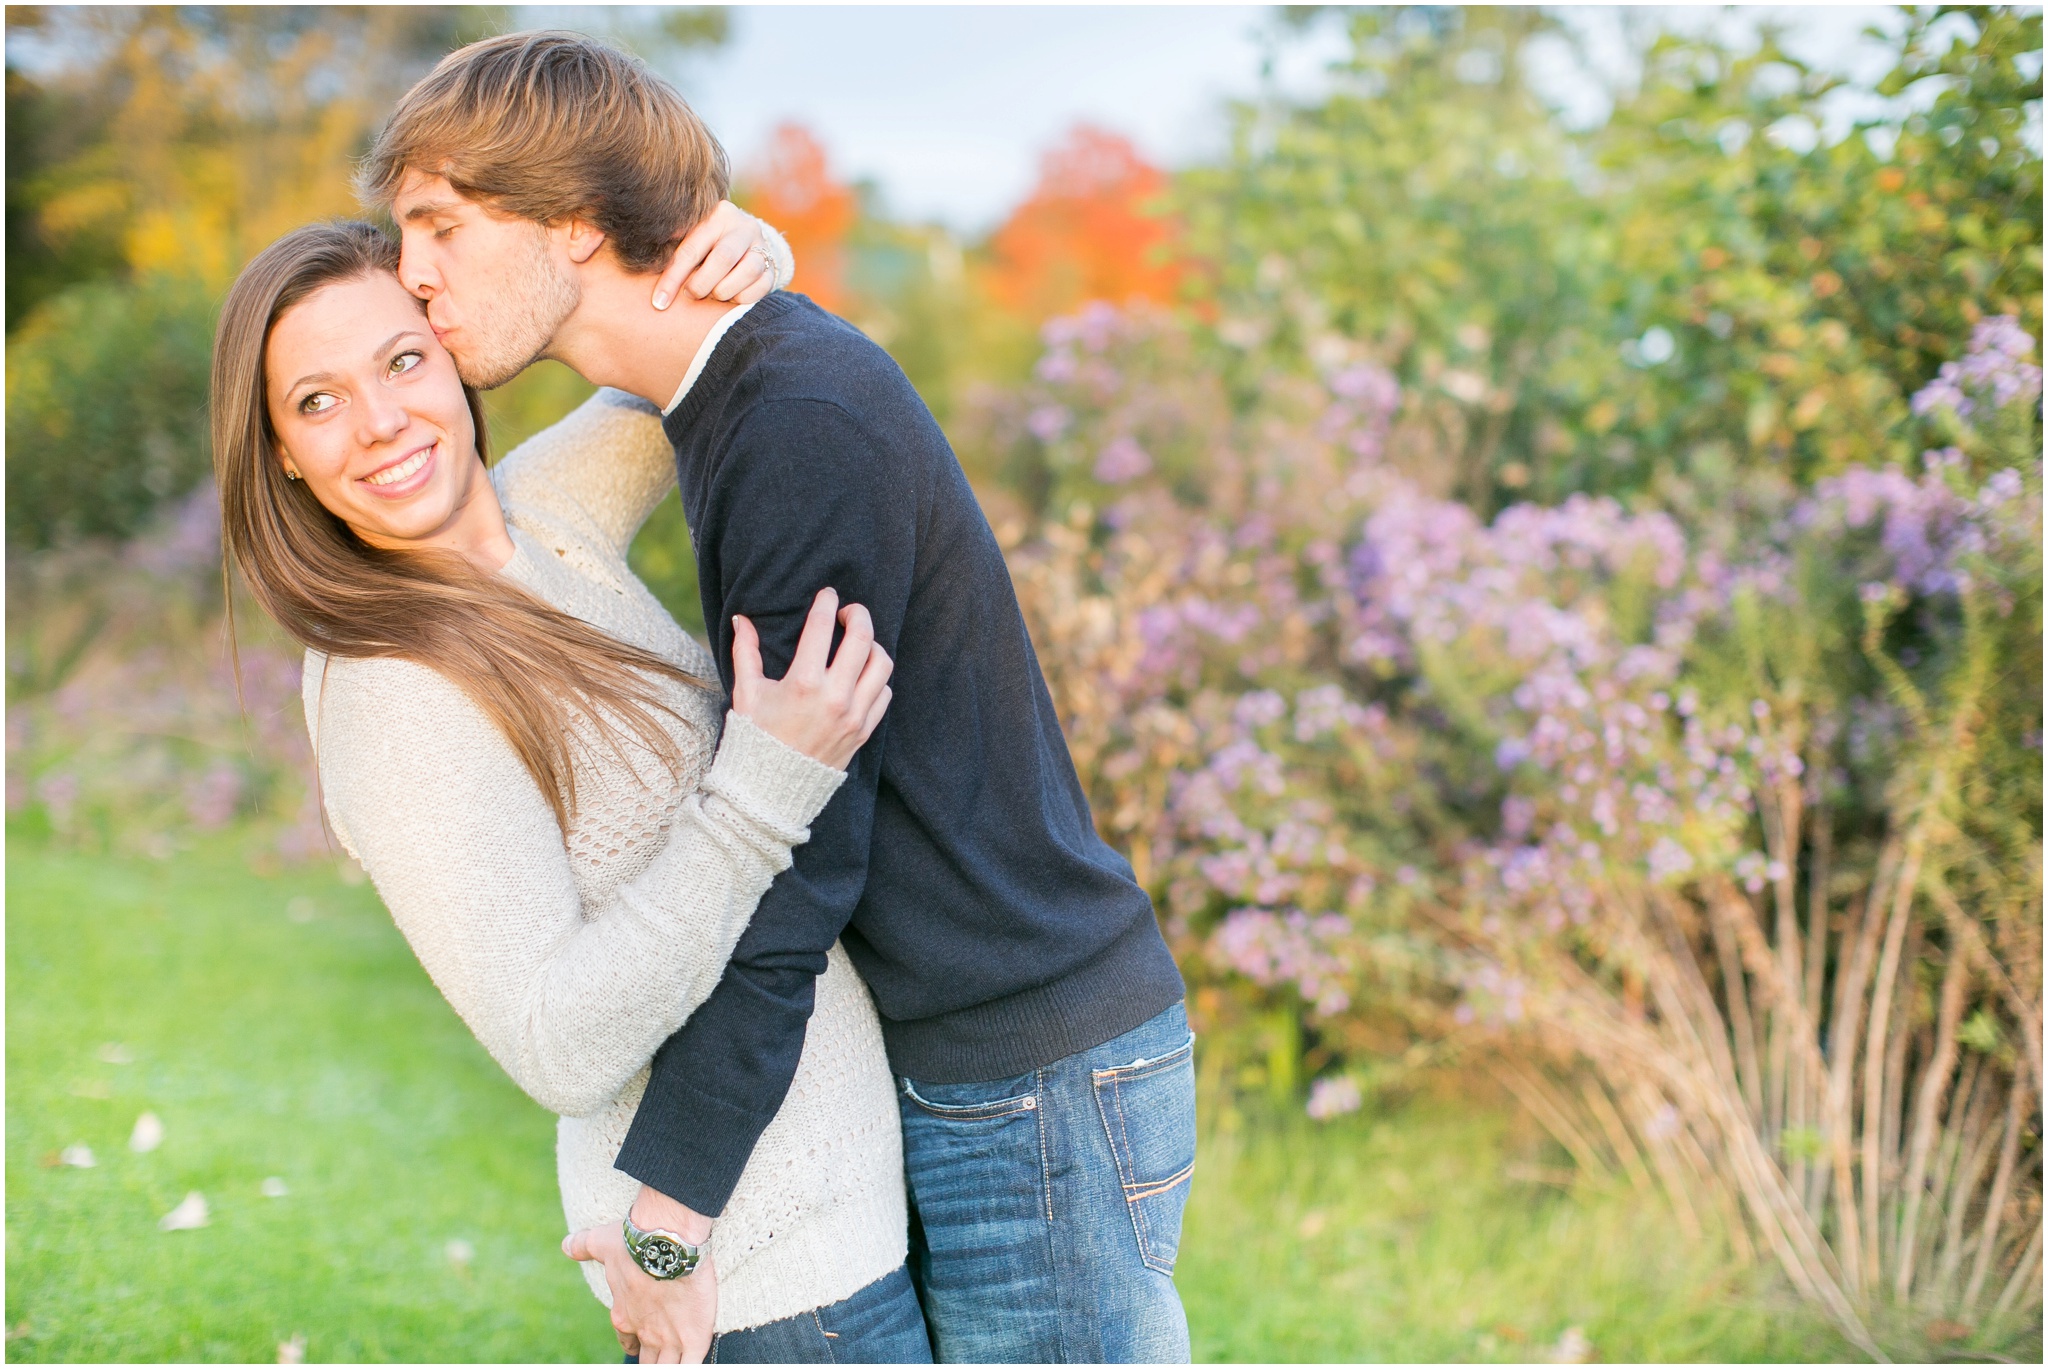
[302,388,908,1332]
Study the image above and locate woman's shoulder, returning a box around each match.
[491,389,664,507]
[301,649,489,759]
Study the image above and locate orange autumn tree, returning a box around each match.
[981,125,1180,324]
[735,123,858,314]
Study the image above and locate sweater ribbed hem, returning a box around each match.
[713,1179,908,1333]
[879,911,1186,1084]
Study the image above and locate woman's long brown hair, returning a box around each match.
[212,221,708,827]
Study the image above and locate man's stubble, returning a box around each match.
[449,223,581,391]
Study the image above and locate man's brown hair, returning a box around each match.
[358,30,729,272]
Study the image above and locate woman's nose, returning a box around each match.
[357,389,410,445]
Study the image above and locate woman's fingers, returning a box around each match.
[828,603,876,688]
[730,261,778,306]
[652,204,733,310]
[788,588,841,681]
[850,639,893,718]
[730,614,764,711]
[859,685,893,745]
[686,220,757,303]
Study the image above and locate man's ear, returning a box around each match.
[562,215,608,266]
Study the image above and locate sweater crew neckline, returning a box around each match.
[665,292,801,431]
[663,299,759,416]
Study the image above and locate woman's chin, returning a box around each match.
[347,496,465,552]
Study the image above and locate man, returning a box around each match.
[361,31,1193,1363]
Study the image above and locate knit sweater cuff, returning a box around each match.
[703,711,845,840]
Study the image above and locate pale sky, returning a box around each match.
[601,5,1909,234]
[7,4,1927,236]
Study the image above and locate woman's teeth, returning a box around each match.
[365,447,431,487]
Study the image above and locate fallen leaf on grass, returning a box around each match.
[1297,1210,1327,1239]
[445,1238,475,1267]
[1925,1319,1973,1344]
[60,1144,97,1168]
[130,1111,164,1152]
[261,1176,289,1198]
[159,1191,209,1231]
[6,1322,32,1342]
[1551,1326,1595,1363]
[277,1333,306,1364]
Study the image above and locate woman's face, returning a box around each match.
[265,270,500,556]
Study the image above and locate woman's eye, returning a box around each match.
[389,351,423,377]
[300,392,337,415]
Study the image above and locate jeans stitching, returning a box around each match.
[1036,1068,1068,1363]
[1035,1071,1054,1224]
[1124,1159,1196,1202]
[1088,1034,1196,1086]
[900,1077,1037,1120]
[810,1309,838,1363]
[1094,1065,1163,1268]
[1092,1046,1195,1276]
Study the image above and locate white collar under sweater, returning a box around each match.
[663,300,757,415]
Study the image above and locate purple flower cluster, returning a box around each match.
[1910,314,2043,420]
[1799,455,2037,600]
[1305,1074,1364,1120]
[1209,907,1353,1015]
[998,300,2042,1117]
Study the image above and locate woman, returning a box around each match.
[210,212,928,1364]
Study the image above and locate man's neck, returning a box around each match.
[544,268,738,409]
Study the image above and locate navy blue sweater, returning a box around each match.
[613,293,1184,1215]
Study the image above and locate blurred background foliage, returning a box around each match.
[6,4,2041,1362]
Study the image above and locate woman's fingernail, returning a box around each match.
[653,291,672,311]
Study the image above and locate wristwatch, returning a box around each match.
[622,1213,704,1280]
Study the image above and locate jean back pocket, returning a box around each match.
[1090,1033,1196,1275]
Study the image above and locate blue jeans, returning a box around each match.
[897,1001,1195,1363]
[626,1266,931,1364]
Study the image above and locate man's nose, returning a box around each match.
[397,241,438,301]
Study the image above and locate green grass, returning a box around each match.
[4,830,1891,1362]
[1179,1097,1855,1362]
[6,832,617,1362]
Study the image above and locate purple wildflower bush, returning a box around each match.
[6,484,326,864]
[996,304,2041,1346]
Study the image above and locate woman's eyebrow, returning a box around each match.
[285,331,425,395]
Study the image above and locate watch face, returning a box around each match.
[639,1234,689,1279]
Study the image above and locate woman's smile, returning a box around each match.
[360,440,439,496]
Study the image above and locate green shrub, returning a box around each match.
[6,275,215,548]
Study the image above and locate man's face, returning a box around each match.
[392,170,579,390]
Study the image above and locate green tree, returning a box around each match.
[1177,7,2042,513]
